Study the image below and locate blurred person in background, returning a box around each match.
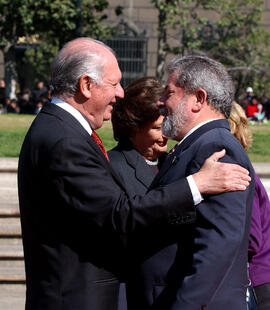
[32,81,48,105]
[245,87,254,103]
[6,98,20,114]
[0,79,6,107]
[229,102,270,310]
[240,86,253,110]
[18,88,35,114]
[246,96,264,123]
[260,96,270,121]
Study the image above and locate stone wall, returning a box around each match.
[107,0,270,78]
[107,0,159,76]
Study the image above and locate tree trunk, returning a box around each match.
[156,7,168,80]
[3,45,18,99]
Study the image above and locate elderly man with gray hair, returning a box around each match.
[128,55,254,310]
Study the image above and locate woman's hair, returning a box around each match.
[111,77,164,141]
[228,102,253,151]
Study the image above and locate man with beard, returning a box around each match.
[129,55,254,310]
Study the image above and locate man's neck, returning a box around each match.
[176,111,225,143]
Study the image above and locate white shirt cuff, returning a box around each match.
[187,175,203,206]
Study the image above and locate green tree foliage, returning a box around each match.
[0,0,111,95]
[152,0,270,98]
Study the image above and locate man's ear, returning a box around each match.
[78,75,93,98]
[192,89,207,112]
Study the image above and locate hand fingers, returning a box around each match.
[207,149,226,162]
[228,170,251,182]
[223,179,250,191]
[230,164,250,175]
[218,162,250,175]
[231,172,251,183]
[227,183,248,191]
[222,173,251,192]
[220,163,250,176]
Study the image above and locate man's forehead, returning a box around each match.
[103,56,122,79]
[166,73,178,85]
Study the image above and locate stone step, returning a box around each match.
[0,260,25,282]
[0,171,17,185]
[0,186,19,205]
[0,284,25,310]
[0,239,24,259]
[0,203,20,216]
[0,158,18,172]
[0,283,25,296]
[0,218,21,237]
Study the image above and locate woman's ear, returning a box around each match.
[78,75,92,98]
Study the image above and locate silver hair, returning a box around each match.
[166,55,235,118]
[50,38,115,99]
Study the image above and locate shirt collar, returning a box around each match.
[178,119,220,146]
[51,97,93,136]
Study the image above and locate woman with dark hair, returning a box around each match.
[109,77,171,310]
[109,76,168,185]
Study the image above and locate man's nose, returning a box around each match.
[157,99,165,108]
[116,84,124,98]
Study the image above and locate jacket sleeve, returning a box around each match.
[248,173,263,259]
[47,137,196,235]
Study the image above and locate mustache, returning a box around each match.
[159,106,167,116]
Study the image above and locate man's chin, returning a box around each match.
[103,106,113,121]
[103,112,112,121]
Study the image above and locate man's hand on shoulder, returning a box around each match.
[193,149,251,194]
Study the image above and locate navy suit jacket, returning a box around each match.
[149,119,255,310]
[18,103,195,310]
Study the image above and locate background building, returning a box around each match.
[106,0,270,87]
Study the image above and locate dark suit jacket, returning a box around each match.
[148,119,255,310]
[18,102,195,310]
[109,141,167,197]
[109,142,178,310]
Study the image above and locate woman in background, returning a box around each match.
[109,77,168,197]
[109,77,173,310]
[229,102,270,310]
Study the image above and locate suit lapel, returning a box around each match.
[40,103,111,166]
[40,103,134,191]
[151,119,230,188]
[41,102,91,140]
[122,147,156,188]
